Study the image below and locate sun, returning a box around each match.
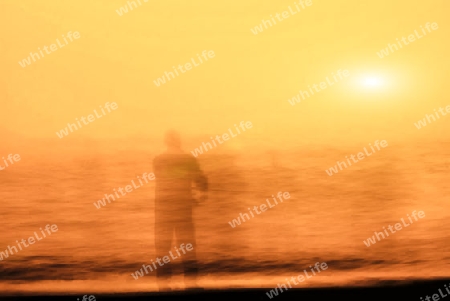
[362,77,383,88]
[344,71,396,96]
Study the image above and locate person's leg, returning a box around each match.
[174,208,199,288]
[154,208,174,291]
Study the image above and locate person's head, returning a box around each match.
[164,129,181,149]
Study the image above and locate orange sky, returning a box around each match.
[1,0,449,153]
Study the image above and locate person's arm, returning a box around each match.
[191,158,208,192]
[195,171,208,192]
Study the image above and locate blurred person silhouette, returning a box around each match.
[153,129,208,291]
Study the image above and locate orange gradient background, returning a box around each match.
[0,0,449,295]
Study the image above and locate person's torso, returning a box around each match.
[153,154,198,203]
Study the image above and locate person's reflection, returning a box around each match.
[153,130,207,291]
